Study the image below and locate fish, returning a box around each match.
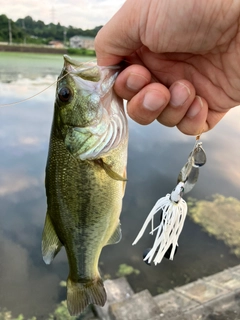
[41,55,128,316]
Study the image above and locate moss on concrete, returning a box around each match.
[116,264,140,277]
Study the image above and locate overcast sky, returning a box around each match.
[2,0,125,29]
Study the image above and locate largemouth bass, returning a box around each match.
[42,55,128,316]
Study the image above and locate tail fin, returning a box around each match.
[67,277,107,316]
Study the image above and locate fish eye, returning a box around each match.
[58,87,72,102]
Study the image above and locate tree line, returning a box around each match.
[0,14,102,45]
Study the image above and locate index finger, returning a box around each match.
[94,0,144,66]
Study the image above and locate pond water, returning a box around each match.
[0,52,240,319]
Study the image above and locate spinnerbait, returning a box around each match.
[132,135,206,265]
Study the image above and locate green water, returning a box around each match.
[0,52,91,82]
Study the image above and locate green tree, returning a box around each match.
[0,14,10,42]
[1,14,102,44]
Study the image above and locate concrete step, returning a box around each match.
[75,305,98,320]
[154,289,200,315]
[149,313,188,320]
[152,267,240,320]
[108,289,160,320]
[152,288,200,320]
[94,277,134,320]
[93,265,240,320]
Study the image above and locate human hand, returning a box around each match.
[95,0,240,135]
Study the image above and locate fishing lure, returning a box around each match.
[132,135,206,265]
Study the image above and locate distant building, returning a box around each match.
[69,35,95,50]
[48,40,65,48]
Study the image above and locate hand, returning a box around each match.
[95,0,240,135]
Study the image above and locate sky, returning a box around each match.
[2,0,125,30]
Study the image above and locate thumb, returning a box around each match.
[94,0,145,66]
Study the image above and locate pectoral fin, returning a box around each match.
[94,159,127,181]
[106,222,122,245]
[42,213,62,264]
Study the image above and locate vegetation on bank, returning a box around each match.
[116,264,140,277]
[67,48,96,56]
[188,194,240,256]
[0,302,89,320]
[0,14,101,45]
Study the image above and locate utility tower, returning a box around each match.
[8,19,12,45]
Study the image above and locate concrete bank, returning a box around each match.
[0,44,67,54]
[83,264,240,320]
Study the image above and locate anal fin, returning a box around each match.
[106,221,122,245]
[42,212,62,264]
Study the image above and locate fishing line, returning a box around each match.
[0,57,155,108]
[0,57,112,108]
[0,72,71,108]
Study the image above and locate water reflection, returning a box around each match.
[0,74,58,317]
[0,235,60,317]
[0,54,239,318]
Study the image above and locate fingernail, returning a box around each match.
[143,91,167,111]
[126,73,149,91]
[186,96,203,118]
[170,82,191,107]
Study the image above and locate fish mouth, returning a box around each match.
[64,55,97,70]
[64,54,88,67]
[63,55,121,81]
[63,54,120,70]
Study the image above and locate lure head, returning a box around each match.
[170,182,185,203]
